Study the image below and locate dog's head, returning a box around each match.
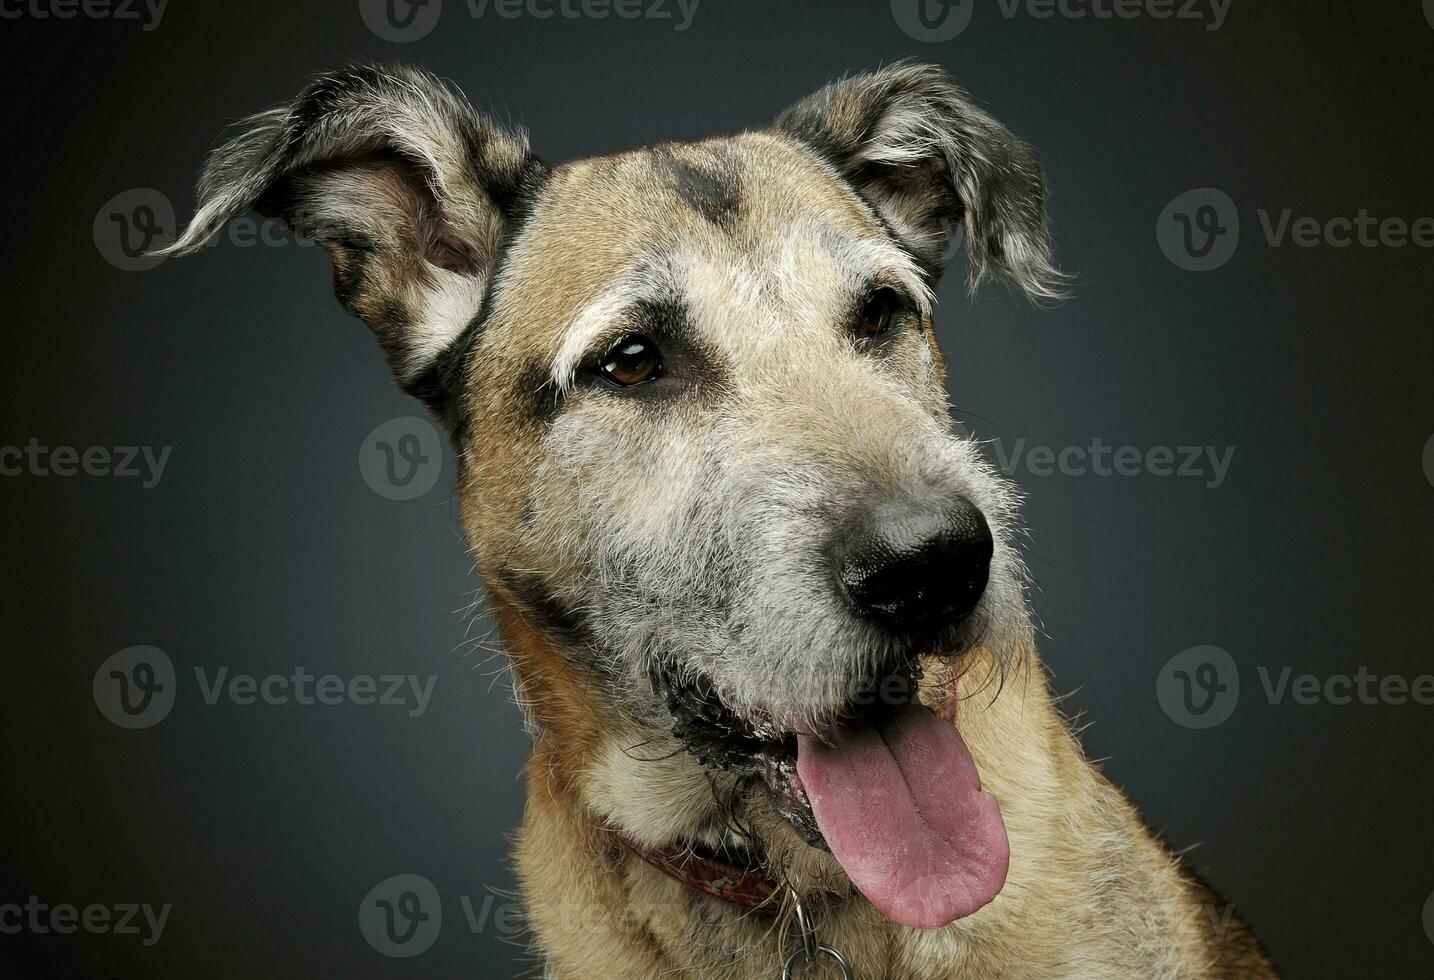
[171,61,1065,928]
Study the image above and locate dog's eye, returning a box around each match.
[599,334,662,387]
[857,288,899,337]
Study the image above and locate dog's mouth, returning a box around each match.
[654,661,906,849]
[652,659,1010,929]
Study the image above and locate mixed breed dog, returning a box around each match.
[167,61,1276,977]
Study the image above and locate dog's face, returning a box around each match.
[469,132,1031,729]
[172,62,1065,899]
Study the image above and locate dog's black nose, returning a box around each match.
[836,496,993,639]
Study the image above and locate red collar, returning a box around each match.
[613,831,781,909]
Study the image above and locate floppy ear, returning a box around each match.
[777,61,1069,301]
[165,64,550,425]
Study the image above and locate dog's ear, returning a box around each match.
[777,61,1069,301]
[166,64,549,422]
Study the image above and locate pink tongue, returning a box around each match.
[796,702,1009,929]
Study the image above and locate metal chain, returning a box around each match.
[780,885,855,980]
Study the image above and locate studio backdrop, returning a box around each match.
[2,1,1432,977]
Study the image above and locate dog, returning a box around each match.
[166,61,1276,978]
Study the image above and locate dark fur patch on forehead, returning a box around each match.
[652,145,742,231]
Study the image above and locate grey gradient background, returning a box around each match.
[2,0,1432,976]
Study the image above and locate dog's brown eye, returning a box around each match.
[858,289,898,336]
[600,334,662,387]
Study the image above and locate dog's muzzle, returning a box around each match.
[651,493,1010,930]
